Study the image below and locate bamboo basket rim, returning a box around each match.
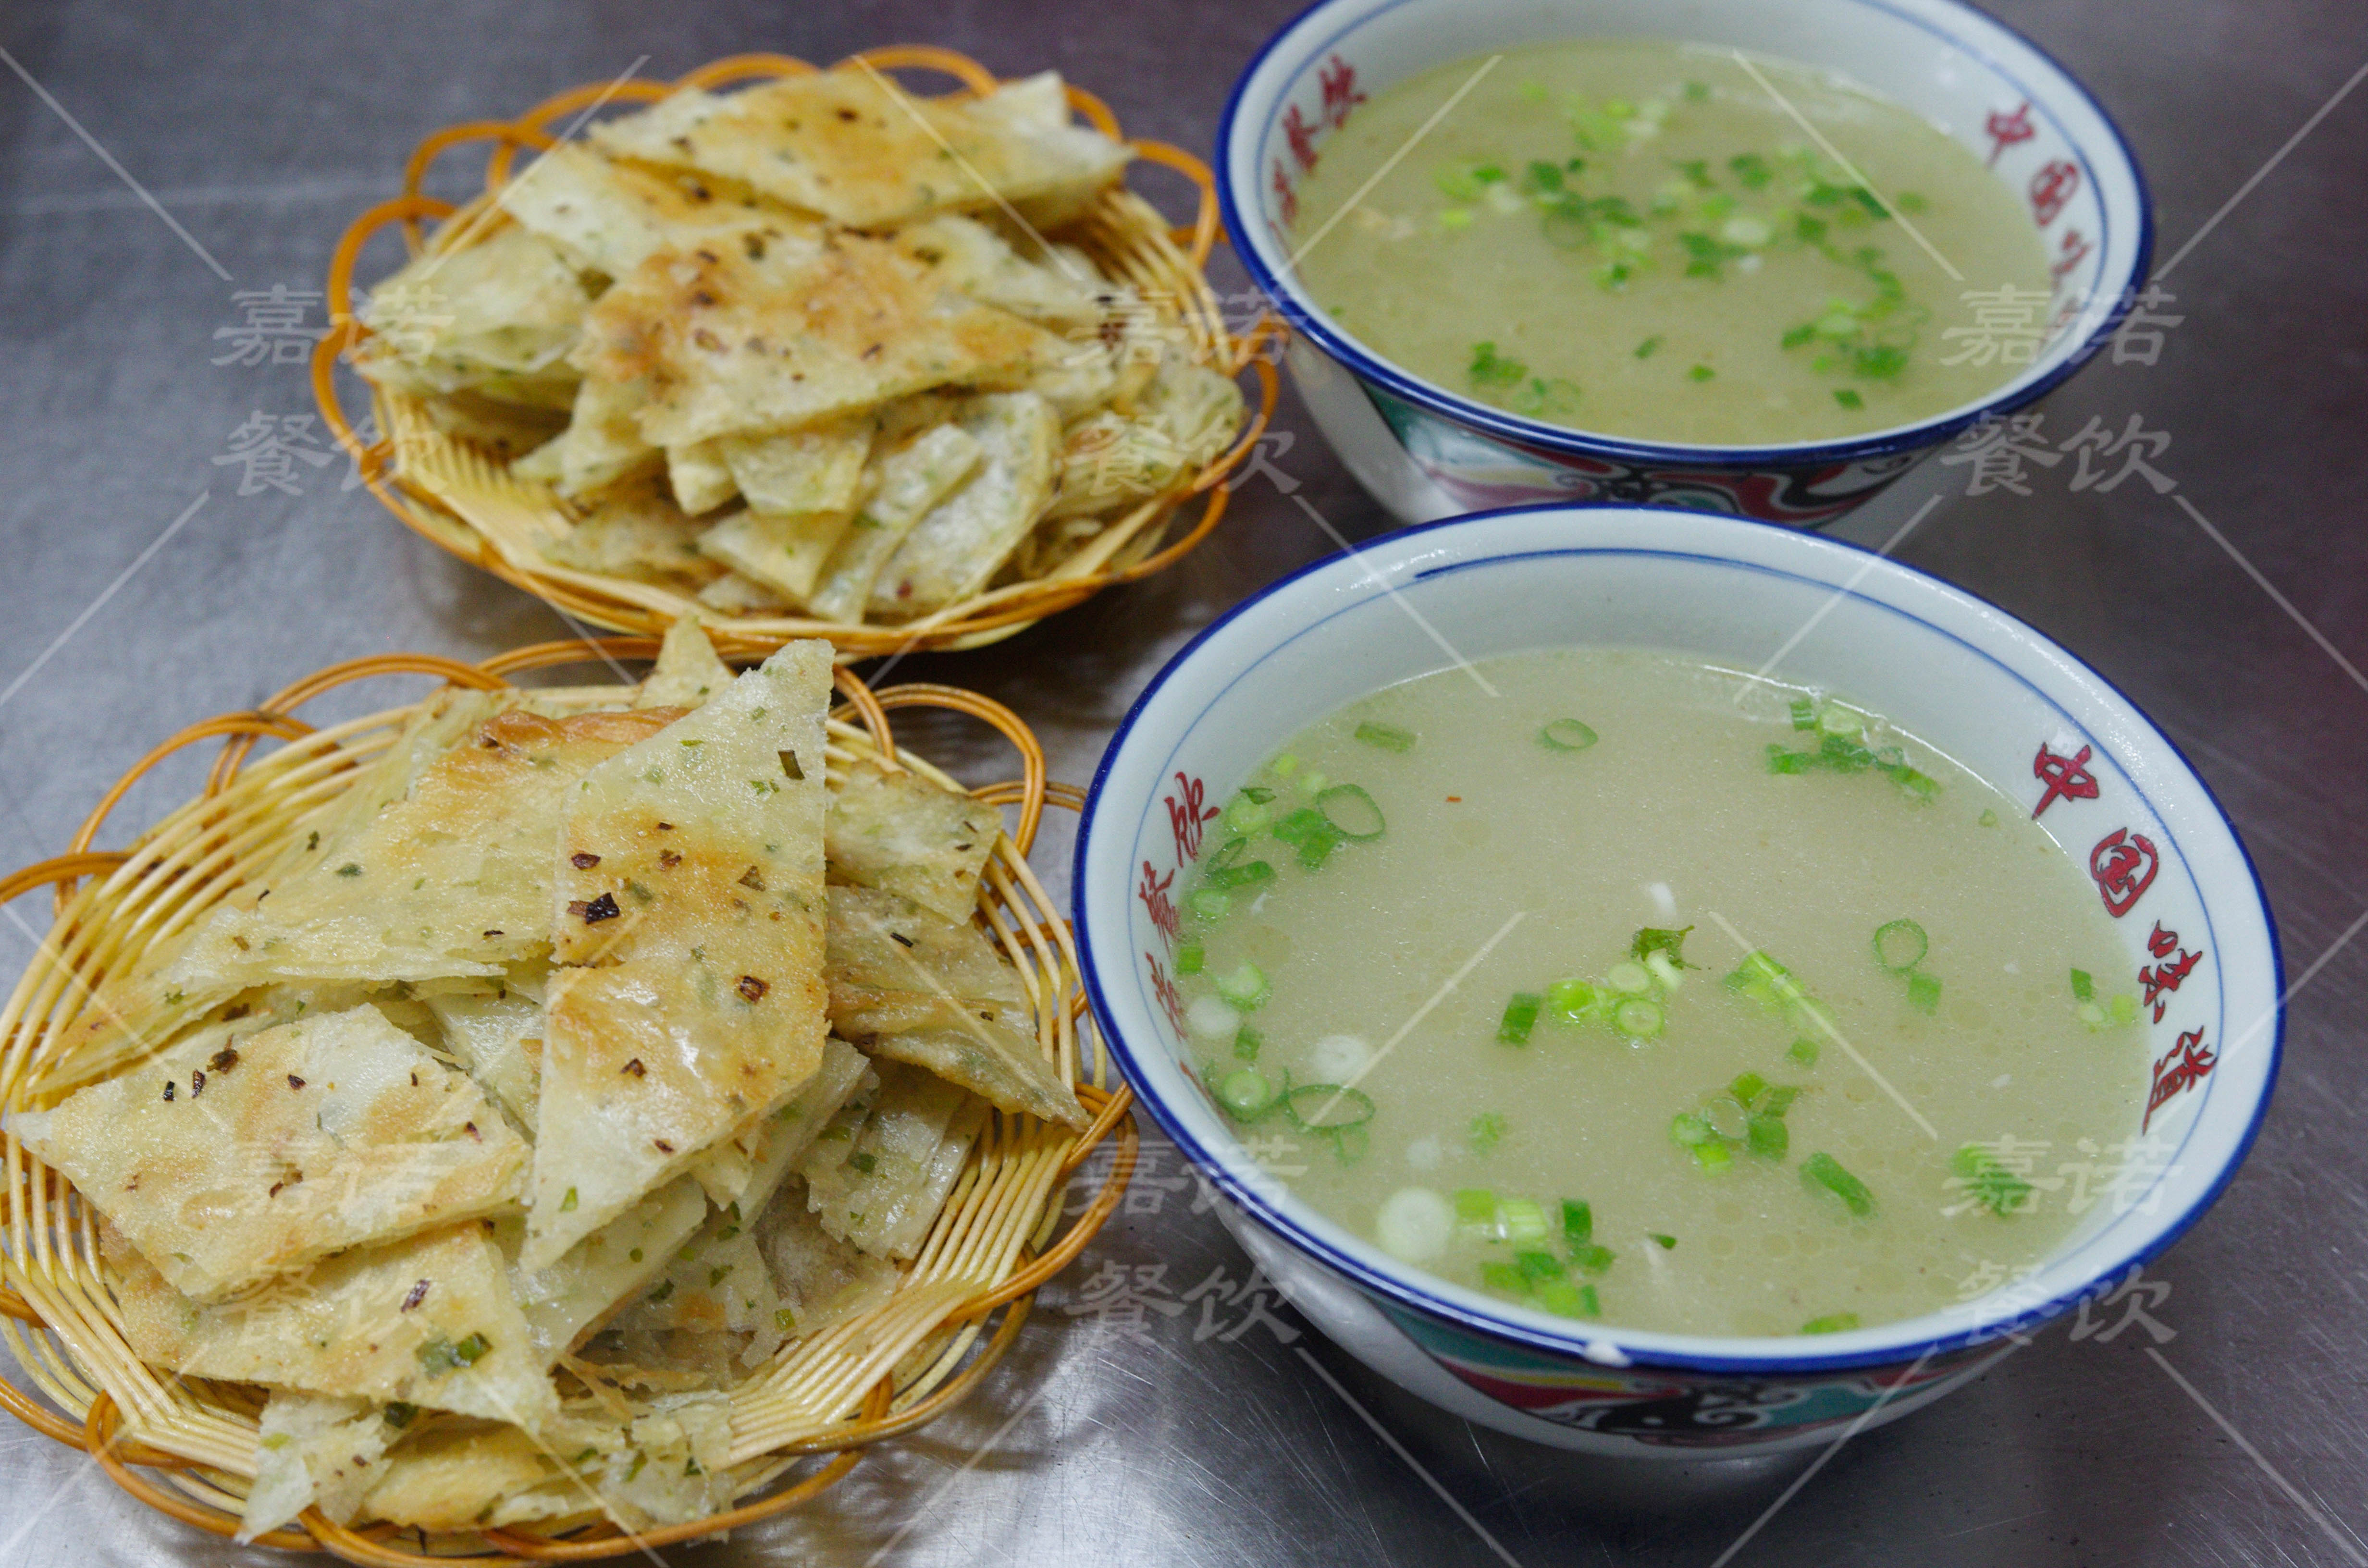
[0,636,1138,1563]
[313,47,1282,659]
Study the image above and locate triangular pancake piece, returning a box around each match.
[693,569,789,615]
[106,1220,559,1430]
[793,1060,985,1259]
[169,706,680,990]
[1041,354,1245,522]
[611,1038,871,1365]
[508,1176,709,1365]
[588,70,1129,229]
[632,617,734,710]
[356,1423,568,1532]
[684,1032,871,1206]
[805,419,986,622]
[867,390,1060,617]
[823,886,1084,1126]
[753,1177,900,1345]
[717,418,873,516]
[824,886,1024,1027]
[891,213,1109,328]
[357,1405,726,1533]
[693,505,858,607]
[354,224,592,406]
[666,439,739,514]
[496,142,818,280]
[413,385,569,459]
[824,758,1001,919]
[865,1027,1085,1128]
[21,1004,529,1299]
[524,641,834,1268]
[539,474,723,590]
[515,371,664,499]
[605,1214,781,1366]
[574,229,1066,449]
[51,691,510,1079]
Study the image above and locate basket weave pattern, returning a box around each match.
[314,48,1280,658]
[0,639,1136,1563]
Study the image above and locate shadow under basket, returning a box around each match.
[315,46,1280,660]
[0,639,1137,1563]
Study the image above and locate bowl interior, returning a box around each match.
[1221,0,2151,457]
[1079,506,2276,1371]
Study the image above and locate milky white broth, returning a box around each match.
[1291,41,2054,445]
[1171,650,2148,1337]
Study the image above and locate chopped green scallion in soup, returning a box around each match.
[1291,42,2055,445]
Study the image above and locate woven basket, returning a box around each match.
[314,47,1280,659]
[0,639,1137,1563]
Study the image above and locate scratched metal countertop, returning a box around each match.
[0,1,2363,1564]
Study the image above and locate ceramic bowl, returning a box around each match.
[1074,505,2278,1455]
[1216,0,2153,527]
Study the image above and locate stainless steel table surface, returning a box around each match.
[1,1,2362,1564]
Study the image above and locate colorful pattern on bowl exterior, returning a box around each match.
[1360,382,1929,523]
[1080,506,2278,1454]
[1218,0,2155,527]
[1378,1303,1994,1447]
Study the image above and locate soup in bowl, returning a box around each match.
[1074,506,2277,1455]
[1217,0,2152,526]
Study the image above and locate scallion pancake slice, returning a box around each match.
[794,1060,986,1259]
[588,70,1129,230]
[21,1004,529,1299]
[866,391,1059,617]
[525,640,833,1269]
[631,618,734,711]
[575,230,1065,449]
[168,705,681,992]
[824,759,1002,921]
[105,1219,557,1431]
[238,1393,396,1542]
[506,1176,709,1366]
[496,141,816,280]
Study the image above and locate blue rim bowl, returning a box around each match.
[1074,505,2277,1453]
[1216,0,2154,527]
